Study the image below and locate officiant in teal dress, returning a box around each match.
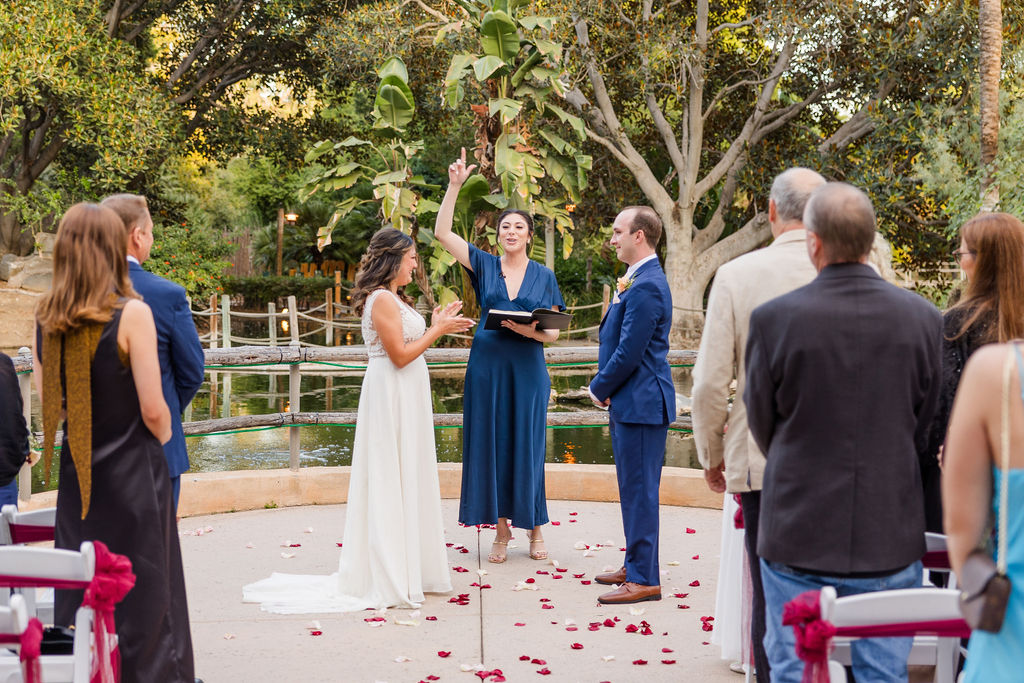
[435,150,565,564]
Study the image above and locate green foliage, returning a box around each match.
[302,57,436,244]
[0,0,175,251]
[915,76,1024,234]
[223,275,336,308]
[148,221,234,301]
[437,0,590,250]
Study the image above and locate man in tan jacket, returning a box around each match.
[692,167,825,681]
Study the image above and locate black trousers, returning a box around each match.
[740,491,771,683]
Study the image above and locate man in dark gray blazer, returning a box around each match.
[743,183,941,683]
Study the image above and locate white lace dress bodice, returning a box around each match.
[362,289,426,360]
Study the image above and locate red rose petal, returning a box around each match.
[702,641,710,645]
[580,580,591,585]
[685,528,696,534]
[541,604,554,609]
[537,668,551,675]
[569,519,577,523]
[566,626,578,631]
[536,570,549,575]
[588,625,600,631]
[459,548,469,553]
[427,677,440,681]
[570,642,584,650]
[514,622,526,627]
[673,592,689,598]
[520,655,531,661]
[625,624,639,633]
[525,578,536,584]
[619,547,627,551]
[661,659,677,664]
[425,616,437,621]
[573,573,585,578]
[310,630,322,636]
[437,651,451,658]
[692,554,700,560]
[552,575,563,580]
[556,567,568,573]
[632,659,648,665]
[662,648,674,653]
[689,580,701,587]
[569,512,578,516]
[550,521,560,526]
[539,598,551,602]
[531,658,546,665]
[702,621,714,632]
[677,604,690,609]
[335,543,343,547]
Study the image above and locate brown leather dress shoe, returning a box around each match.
[597,582,662,605]
[594,566,627,585]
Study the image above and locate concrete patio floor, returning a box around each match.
[181,500,742,683]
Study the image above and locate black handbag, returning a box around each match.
[958,346,1016,633]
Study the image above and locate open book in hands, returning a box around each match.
[484,308,573,331]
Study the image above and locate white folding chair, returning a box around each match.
[924,532,957,589]
[0,507,58,623]
[0,592,94,683]
[0,507,55,547]
[819,585,964,683]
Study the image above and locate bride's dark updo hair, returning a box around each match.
[351,228,416,315]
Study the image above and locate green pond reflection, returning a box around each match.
[185,365,697,471]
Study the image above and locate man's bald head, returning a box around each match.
[804,182,876,264]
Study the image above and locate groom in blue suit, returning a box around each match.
[102,194,205,512]
[589,206,675,604]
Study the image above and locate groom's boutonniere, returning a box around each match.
[616,275,634,294]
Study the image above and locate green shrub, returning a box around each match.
[223,275,339,308]
[149,222,234,300]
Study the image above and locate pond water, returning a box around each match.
[29,364,698,493]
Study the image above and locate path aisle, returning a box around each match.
[181,500,738,682]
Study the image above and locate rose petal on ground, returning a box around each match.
[537,668,551,675]
[336,543,343,547]
[395,656,412,663]
[556,567,568,573]
[573,573,585,578]
[477,569,489,577]
[692,555,699,560]
[661,660,677,665]
[689,580,701,587]
[569,512,578,515]
[245,542,255,549]
[304,527,314,533]
[394,619,418,626]
[601,655,615,662]
[531,659,546,665]
[628,606,645,616]
[662,648,674,653]
[667,561,680,566]
[677,604,690,609]
[519,655,531,661]
[603,618,616,627]
[672,593,689,599]
[573,541,587,550]
[525,578,536,583]
[625,624,638,633]
[632,659,648,665]
[685,528,696,534]
[541,604,554,610]
[580,580,591,585]
[425,616,437,621]
[438,651,451,658]
[550,521,560,526]
[570,643,583,650]
[565,627,577,631]
[280,552,295,559]
[426,677,440,681]
[514,623,526,627]
[460,664,476,672]
[223,634,235,640]
[309,630,322,636]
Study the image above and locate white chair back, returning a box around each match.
[0,505,56,546]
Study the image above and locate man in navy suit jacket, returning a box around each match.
[588,206,675,604]
[102,194,205,512]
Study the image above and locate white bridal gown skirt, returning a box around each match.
[242,355,452,613]
[712,492,749,665]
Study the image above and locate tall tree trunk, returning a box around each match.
[979,0,1002,210]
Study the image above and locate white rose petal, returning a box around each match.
[308,620,321,630]
[629,606,645,617]
[223,633,236,640]
[394,619,418,627]
[394,655,412,663]
[409,610,421,619]
[573,541,587,550]
[667,561,680,566]
[280,552,295,559]
[564,618,577,626]
[245,542,255,549]
[476,569,488,577]
[602,655,615,662]
[304,527,314,533]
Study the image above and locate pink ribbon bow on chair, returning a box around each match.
[782,590,836,683]
[18,617,43,683]
[82,542,136,683]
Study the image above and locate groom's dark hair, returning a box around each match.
[624,206,662,248]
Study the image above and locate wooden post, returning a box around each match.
[326,375,333,412]
[602,283,611,318]
[287,295,301,469]
[288,295,299,346]
[17,347,31,502]
[334,270,341,310]
[325,289,334,346]
[267,302,277,403]
[221,294,232,350]
[209,295,218,417]
[276,208,284,277]
[545,218,555,271]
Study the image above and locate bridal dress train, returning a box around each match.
[243,289,452,613]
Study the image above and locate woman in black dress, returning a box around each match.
[33,203,195,682]
[925,212,1024,532]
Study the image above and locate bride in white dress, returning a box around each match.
[243,228,475,613]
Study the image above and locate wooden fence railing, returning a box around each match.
[12,345,695,474]
[190,285,615,349]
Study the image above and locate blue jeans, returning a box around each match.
[0,479,18,509]
[760,559,922,683]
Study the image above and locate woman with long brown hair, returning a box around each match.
[33,203,195,682]
[244,228,474,612]
[926,212,1024,532]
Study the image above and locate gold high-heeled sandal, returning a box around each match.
[528,536,548,561]
[488,539,509,564]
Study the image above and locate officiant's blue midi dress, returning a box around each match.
[458,244,564,529]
